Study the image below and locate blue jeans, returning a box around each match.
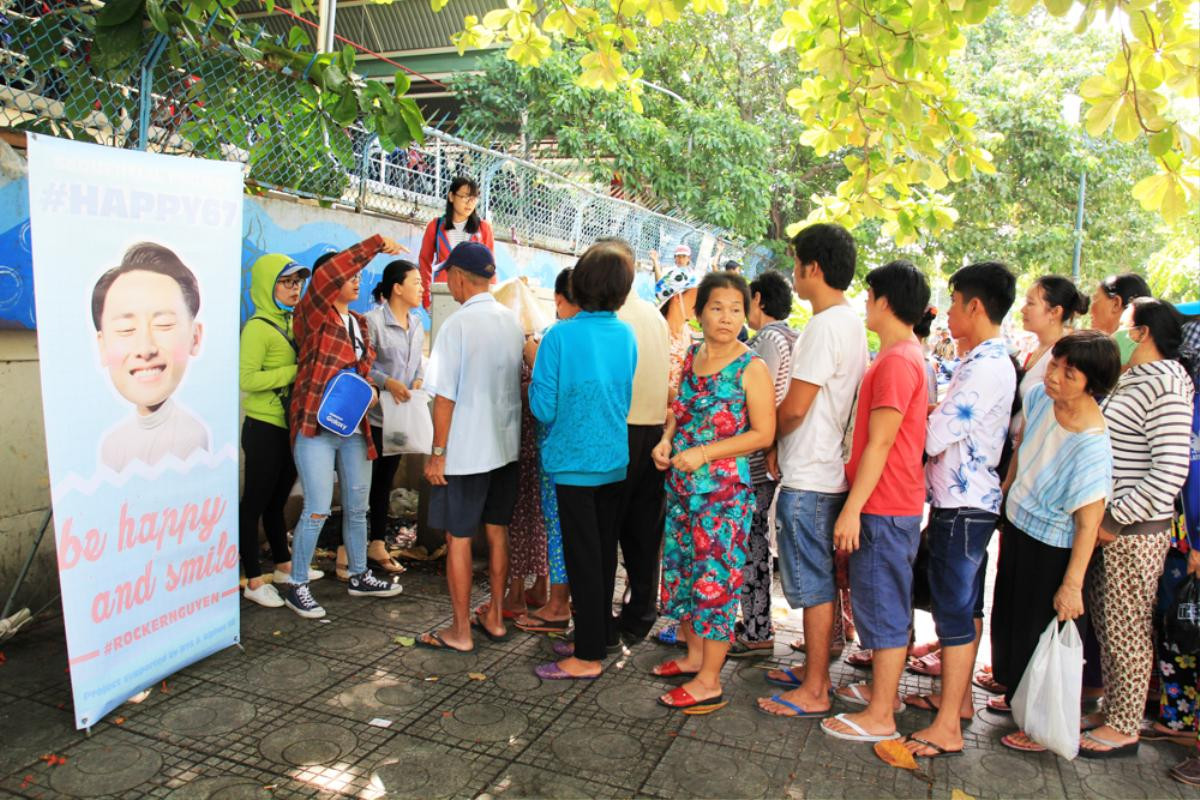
[926,507,997,646]
[291,430,370,583]
[775,488,845,609]
[848,513,922,650]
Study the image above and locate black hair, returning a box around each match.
[1034,275,1090,324]
[948,261,1016,324]
[571,242,634,312]
[1130,297,1197,365]
[913,306,936,340]
[1099,273,1152,307]
[554,267,574,303]
[1051,330,1120,396]
[789,223,856,291]
[371,259,418,303]
[864,259,931,327]
[695,271,751,317]
[312,251,338,271]
[91,242,200,331]
[748,269,792,321]
[723,260,741,272]
[443,176,482,235]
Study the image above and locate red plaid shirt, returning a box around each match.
[290,235,383,458]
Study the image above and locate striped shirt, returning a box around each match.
[1006,384,1112,549]
[1101,359,1194,528]
[747,322,799,484]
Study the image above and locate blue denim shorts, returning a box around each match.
[848,513,922,650]
[927,507,997,646]
[775,489,845,609]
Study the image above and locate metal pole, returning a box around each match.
[1071,169,1086,283]
[317,0,338,53]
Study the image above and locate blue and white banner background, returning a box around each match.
[28,135,242,729]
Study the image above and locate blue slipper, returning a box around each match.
[765,666,804,688]
[757,694,827,719]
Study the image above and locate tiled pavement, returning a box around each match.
[1,559,1196,799]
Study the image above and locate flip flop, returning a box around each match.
[652,659,699,678]
[820,713,900,742]
[416,631,472,654]
[765,666,805,688]
[789,639,845,657]
[1140,724,1196,744]
[728,637,775,659]
[985,696,1012,715]
[473,612,512,642]
[474,603,521,621]
[972,667,1006,694]
[903,734,963,759]
[534,662,600,681]
[1000,732,1046,753]
[1078,730,1140,759]
[904,693,974,723]
[515,613,571,633]
[836,683,906,713]
[757,694,828,719]
[657,686,728,715]
[906,651,942,677]
[845,650,873,669]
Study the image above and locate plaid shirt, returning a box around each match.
[290,235,383,458]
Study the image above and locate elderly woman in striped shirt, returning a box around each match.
[1079,298,1195,758]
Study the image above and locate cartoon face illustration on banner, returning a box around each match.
[91,242,211,472]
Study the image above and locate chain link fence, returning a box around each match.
[1,2,761,269]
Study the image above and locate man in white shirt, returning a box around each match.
[420,242,524,653]
[756,224,869,719]
[902,261,1016,759]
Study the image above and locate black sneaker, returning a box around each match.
[347,570,403,598]
[283,583,326,619]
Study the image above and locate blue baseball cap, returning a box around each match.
[433,241,495,279]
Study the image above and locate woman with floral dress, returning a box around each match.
[651,272,776,714]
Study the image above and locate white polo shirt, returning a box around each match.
[424,292,524,475]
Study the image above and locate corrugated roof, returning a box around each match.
[234,0,505,55]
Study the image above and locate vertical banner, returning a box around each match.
[27,135,243,729]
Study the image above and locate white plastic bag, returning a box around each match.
[380,389,433,456]
[1011,618,1083,760]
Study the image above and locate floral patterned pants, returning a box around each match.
[1088,531,1172,736]
[739,481,776,643]
[661,481,752,643]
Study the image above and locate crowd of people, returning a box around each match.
[234,182,1200,781]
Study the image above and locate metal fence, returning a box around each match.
[0,2,762,270]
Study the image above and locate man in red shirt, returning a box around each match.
[820,259,931,744]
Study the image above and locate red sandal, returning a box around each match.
[651,659,698,678]
[656,686,727,714]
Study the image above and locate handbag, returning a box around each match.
[317,369,374,436]
[1011,619,1084,760]
[380,388,434,456]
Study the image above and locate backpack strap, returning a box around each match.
[250,315,298,354]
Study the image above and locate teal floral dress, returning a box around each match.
[661,345,757,642]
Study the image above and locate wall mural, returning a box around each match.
[0,176,657,332]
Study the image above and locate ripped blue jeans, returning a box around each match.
[291,430,369,583]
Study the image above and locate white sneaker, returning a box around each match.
[273,566,324,584]
[243,582,284,608]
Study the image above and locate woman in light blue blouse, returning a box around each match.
[991,330,1119,753]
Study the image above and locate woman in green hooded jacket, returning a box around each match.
[239,253,321,607]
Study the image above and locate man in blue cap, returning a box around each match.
[419,242,525,651]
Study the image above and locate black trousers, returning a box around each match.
[557,481,622,661]
[614,424,667,638]
[239,417,297,579]
[991,520,1084,704]
[369,426,403,542]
